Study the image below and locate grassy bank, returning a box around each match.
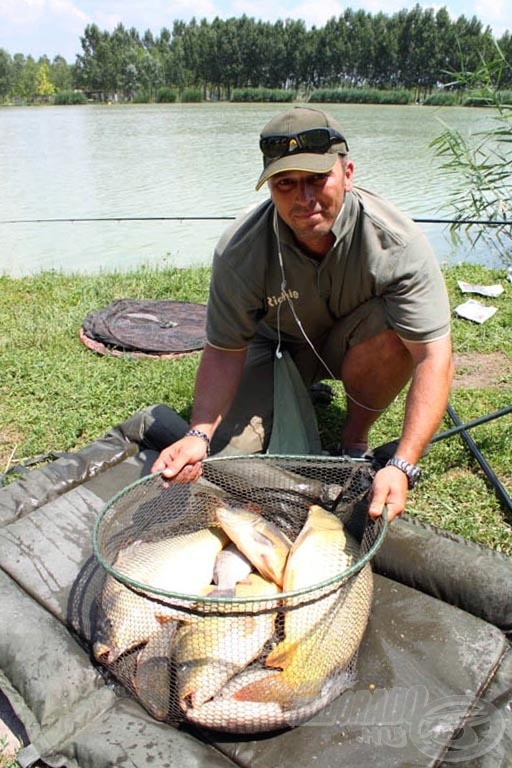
[1,264,511,552]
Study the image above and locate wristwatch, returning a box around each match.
[386,457,422,488]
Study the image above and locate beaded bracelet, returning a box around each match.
[184,428,211,456]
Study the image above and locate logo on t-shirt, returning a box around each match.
[267,288,299,308]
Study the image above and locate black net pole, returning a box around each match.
[431,405,512,443]
[445,405,512,514]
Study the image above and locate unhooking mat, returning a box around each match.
[80,299,207,359]
[0,405,511,768]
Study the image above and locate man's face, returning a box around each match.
[268,156,354,254]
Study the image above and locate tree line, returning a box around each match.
[1,6,511,103]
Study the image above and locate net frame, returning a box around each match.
[93,455,387,607]
[91,454,388,732]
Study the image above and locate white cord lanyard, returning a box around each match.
[273,210,387,414]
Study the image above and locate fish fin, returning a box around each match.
[155,614,174,624]
[264,639,300,670]
[258,552,284,587]
[235,573,279,598]
[233,672,297,708]
[232,672,324,711]
[92,641,112,662]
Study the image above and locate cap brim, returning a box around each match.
[255,152,340,191]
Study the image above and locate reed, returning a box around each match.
[309,88,412,105]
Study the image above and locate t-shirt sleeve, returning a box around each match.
[204,202,274,350]
[206,251,265,350]
[379,232,451,343]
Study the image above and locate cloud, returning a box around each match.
[231,0,344,27]
[88,0,218,33]
[0,0,90,59]
[0,0,88,25]
[161,0,217,20]
[474,0,510,37]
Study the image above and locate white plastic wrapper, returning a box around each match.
[457,280,504,298]
[455,299,498,324]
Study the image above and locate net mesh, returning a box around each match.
[92,455,386,733]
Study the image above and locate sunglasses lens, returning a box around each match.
[298,129,332,152]
[260,136,291,159]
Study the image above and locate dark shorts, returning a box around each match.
[211,299,390,455]
[291,297,389,385]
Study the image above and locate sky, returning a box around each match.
[0,0,510,63]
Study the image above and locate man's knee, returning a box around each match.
[343,329,414,389]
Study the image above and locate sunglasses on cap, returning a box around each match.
[260,127,348,160]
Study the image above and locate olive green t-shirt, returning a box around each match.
[206,187,451,350]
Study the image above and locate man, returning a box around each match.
[152,106,454,521]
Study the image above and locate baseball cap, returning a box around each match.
[255,106,349,190]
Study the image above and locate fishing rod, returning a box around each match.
[0,216,237,224]
[0,216,509,226]
[372,406,512,509]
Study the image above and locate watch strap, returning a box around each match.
[386,457,421,488]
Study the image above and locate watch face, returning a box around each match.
[406,465,421,488]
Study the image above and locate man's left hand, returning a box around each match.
[368,465,409,521]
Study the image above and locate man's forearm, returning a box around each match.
[189,344,247,438]
[396,337,454,463]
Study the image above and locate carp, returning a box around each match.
[210,542,253,597]
[93,574,176,664]
[132,620,180,721]
[110,526,228,595]
[233,504,373,708]
[215,505,292,587]
[175,573,279,710]
[94,526,227,663]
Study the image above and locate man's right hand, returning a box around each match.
[151,435,209,482]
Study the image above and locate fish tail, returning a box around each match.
[264,641,325,704]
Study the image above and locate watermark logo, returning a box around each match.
[300,684,505,763]
[409,693,504,763]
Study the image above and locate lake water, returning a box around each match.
[0,102,500,277]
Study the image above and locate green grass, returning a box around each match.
[0,735,19,768]
[309,88,412,104]
[231,88,295,102]
[1,264,511,553]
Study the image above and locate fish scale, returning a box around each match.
[174,573,279,709]
[93,526,228,663]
